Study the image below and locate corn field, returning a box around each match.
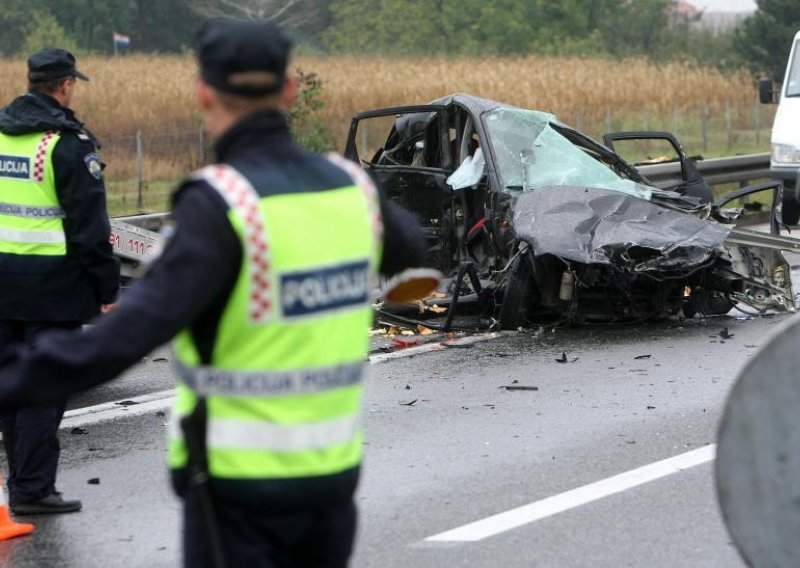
[0,54,775,214]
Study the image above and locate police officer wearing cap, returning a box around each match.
[0,48,119,515]
[0,20,425,567]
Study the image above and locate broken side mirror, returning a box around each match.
[758,78,777,105]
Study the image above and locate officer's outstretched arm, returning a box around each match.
[0,184,241,408]
[376,187,427,277]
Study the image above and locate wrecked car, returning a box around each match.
[345,94,797,329]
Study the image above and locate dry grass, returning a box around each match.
[0,54,760,144]
[307,55,760,144]
[0,54,767,214]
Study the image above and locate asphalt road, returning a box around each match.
[0,311,789,567]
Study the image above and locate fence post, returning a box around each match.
[198,126,206,164]
[754,102,761,147]
[136,130,143,211]
[701,104,709,154]
[573,109,583,131]
[672,106,680,138]
[726,101,733,151]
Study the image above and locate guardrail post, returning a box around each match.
[136,130,143,211]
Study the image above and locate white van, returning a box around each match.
[760,30,800,224]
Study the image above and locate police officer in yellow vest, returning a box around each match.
[0,48,119,515]
[0,20,425,567]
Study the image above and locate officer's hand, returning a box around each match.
[101,303,118,314]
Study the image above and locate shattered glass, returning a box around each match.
[484,108,652,200]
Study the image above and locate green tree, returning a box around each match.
[0,0,48,55]
[22,11,79,55]
[598,0,674,59]
[734,0,800,78]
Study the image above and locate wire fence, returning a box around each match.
[101,125,209,215]
[99,103,779,216]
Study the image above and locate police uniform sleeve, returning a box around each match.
[375,185,427,277]
[0,183,241,407]
[52,132,120,305]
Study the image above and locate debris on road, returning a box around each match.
[500,385,539,392]
[87,478,100,485]
[555,352,579,363]
[70,427,88,435]
[391,338,421,350]
[720,327,735,339]
[399,399,418,406]
[634,354,652,360]
[115,400,138,407]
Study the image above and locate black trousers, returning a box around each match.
[183,489,357,568]
[0,320,78,504]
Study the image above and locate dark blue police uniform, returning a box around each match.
[0,49,119,514]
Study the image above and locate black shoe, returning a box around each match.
[11,493,82,515]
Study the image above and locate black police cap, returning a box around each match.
[27,48,89,82]
[195,18,292,98]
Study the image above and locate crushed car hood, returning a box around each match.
[513,185,731,271]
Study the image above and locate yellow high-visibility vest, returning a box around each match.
[0,131,66,257]
[170,157,383,481]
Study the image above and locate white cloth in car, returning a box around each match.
[446,148,485,190]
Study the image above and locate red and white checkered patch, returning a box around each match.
[196,164,272,324]
[32,131,57,182]
[326,153,384,266]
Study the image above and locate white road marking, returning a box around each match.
[369,332,503,364]
[425,444,717,543]
[59,332,506,428]
[61,389,175,429]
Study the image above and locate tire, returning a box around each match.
[683,289,735,318]
[499,255,536,330]
[782,195,800,226]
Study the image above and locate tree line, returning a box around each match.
[1,0,798,77]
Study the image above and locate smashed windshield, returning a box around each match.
[483,108,652,200]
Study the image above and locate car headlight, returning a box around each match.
[772,143,800,164]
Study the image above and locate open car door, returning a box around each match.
[603,131,713,204]
[344,105,456,273]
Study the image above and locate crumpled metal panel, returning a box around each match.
[512,186,732,271]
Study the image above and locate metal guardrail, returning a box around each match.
[112,152,774,240]
[639,153,771,188]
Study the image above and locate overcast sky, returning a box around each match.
[693,0,756,12]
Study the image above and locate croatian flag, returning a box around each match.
[113,32,131,47]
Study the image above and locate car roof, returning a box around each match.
[428,93,519,114]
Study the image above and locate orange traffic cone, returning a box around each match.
[0,474,33,540]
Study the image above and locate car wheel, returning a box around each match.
[499,255,536,330]
[782,195,800,226]
[684,289,735,318]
